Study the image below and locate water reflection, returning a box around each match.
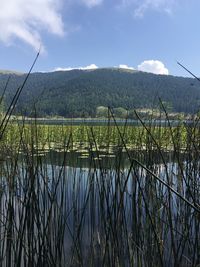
[44,149,181,169]
[0,148,199,266]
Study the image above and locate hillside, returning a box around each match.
[0,68,199,117]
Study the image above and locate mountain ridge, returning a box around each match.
[0,68,199,117]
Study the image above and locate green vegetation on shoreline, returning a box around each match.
[1,116,197,153]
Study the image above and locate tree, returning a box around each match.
[96,106,108,117]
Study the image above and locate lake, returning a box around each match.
[0,147,199,266]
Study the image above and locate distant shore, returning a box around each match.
[10,115,197,126]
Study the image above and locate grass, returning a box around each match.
[0,120,190,152]
[0,110,199,266]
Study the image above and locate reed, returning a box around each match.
[0,107,198,266]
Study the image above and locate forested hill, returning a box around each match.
[0,68,199,117]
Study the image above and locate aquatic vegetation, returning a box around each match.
[0,114,199,266]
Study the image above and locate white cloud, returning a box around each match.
[53,61,169,75]
[54,64,98,71]
[0,0,64,52]
[0,0,104,51]
[119,64,135,70]
[81,0,103,8]
[137,60,169,75]
[120,0,175,17]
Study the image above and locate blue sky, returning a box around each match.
[0,0,199,77]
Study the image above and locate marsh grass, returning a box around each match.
[0,109,199,266]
